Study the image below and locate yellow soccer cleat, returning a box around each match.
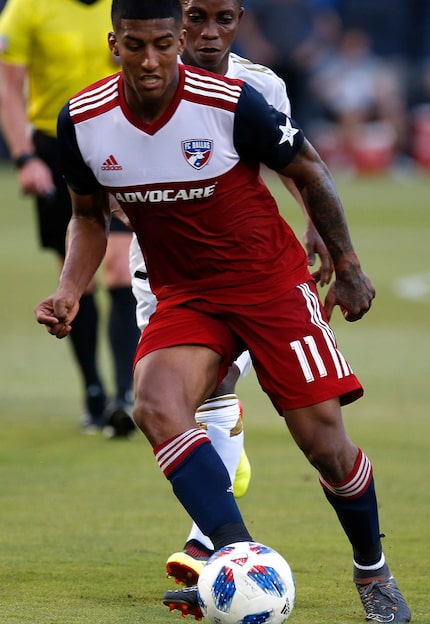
[166,540,212,587]
[233,446,252,498]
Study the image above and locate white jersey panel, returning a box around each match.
[74,101,238,189]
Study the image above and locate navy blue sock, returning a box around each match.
[107,287,140,403]
[320,448,382,565]
[155,429,252,545]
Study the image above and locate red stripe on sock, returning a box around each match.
[319,448,373,499]
[154,428,210,477]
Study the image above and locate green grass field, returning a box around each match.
[1,161,429,623]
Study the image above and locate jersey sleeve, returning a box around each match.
[233,81,304,171]
[57,103,101,195]
[228,53,291,116]
[269,75,291,117]
[0,0,34,64]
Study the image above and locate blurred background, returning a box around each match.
[231,0,430,175]
[1,0,430,175]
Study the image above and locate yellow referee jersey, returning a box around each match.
[0,0,117,136]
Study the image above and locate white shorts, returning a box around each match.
[129,234,252,379]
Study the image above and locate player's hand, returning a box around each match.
[18,157,56,197]
[303,221,334,286]
[35,293,80,339]
[323,270,375,322]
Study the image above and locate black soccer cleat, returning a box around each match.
[163,585,203,620]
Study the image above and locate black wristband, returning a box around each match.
[14,153,37,169]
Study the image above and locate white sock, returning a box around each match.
[354,553,386,571]
[186,395,243,551]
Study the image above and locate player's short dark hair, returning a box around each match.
[182,0,242,6]
[111,0,183,28]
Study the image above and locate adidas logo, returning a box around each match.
[231,555,248,567]
[101,154,123,171]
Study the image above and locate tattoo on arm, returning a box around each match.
[291,143,355,264]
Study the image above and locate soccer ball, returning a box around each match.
[197,541,295,624]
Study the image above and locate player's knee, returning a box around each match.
[214,365,240,395]
[304,441,339,474]
[133,391,197,448]
[304,438,357,483]
[133,392,164,438]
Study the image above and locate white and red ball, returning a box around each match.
[197,541,295,624]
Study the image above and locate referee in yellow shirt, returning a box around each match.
[0,0,139,436]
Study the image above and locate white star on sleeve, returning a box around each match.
[279,117,299,146]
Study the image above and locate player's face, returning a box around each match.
[181,0,243,75]
[109,18,185,121]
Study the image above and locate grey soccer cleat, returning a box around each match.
[356,575,411,623]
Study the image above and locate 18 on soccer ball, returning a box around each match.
[197,541,295,624]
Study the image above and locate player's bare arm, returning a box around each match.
[279,138,375,322]
[0,62,56,197]
[302,215,334,286]
[35,188,110,336]
[280,175,334,285]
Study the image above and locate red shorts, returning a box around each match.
[134,280,363,412]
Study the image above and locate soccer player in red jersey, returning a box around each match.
[128,0,334,587]
[35,1,411,621]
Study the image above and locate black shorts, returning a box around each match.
[33,130,71,256]
[109,214,130,233]
[32,130,127,256]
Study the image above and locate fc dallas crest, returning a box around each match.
[182,139,213,170]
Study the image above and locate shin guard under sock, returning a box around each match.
[319,448,382,565]
[155,428,251,546]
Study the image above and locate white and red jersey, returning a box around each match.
[129,52,291,339]
[58,63,310,305]
[226,52,291,116]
